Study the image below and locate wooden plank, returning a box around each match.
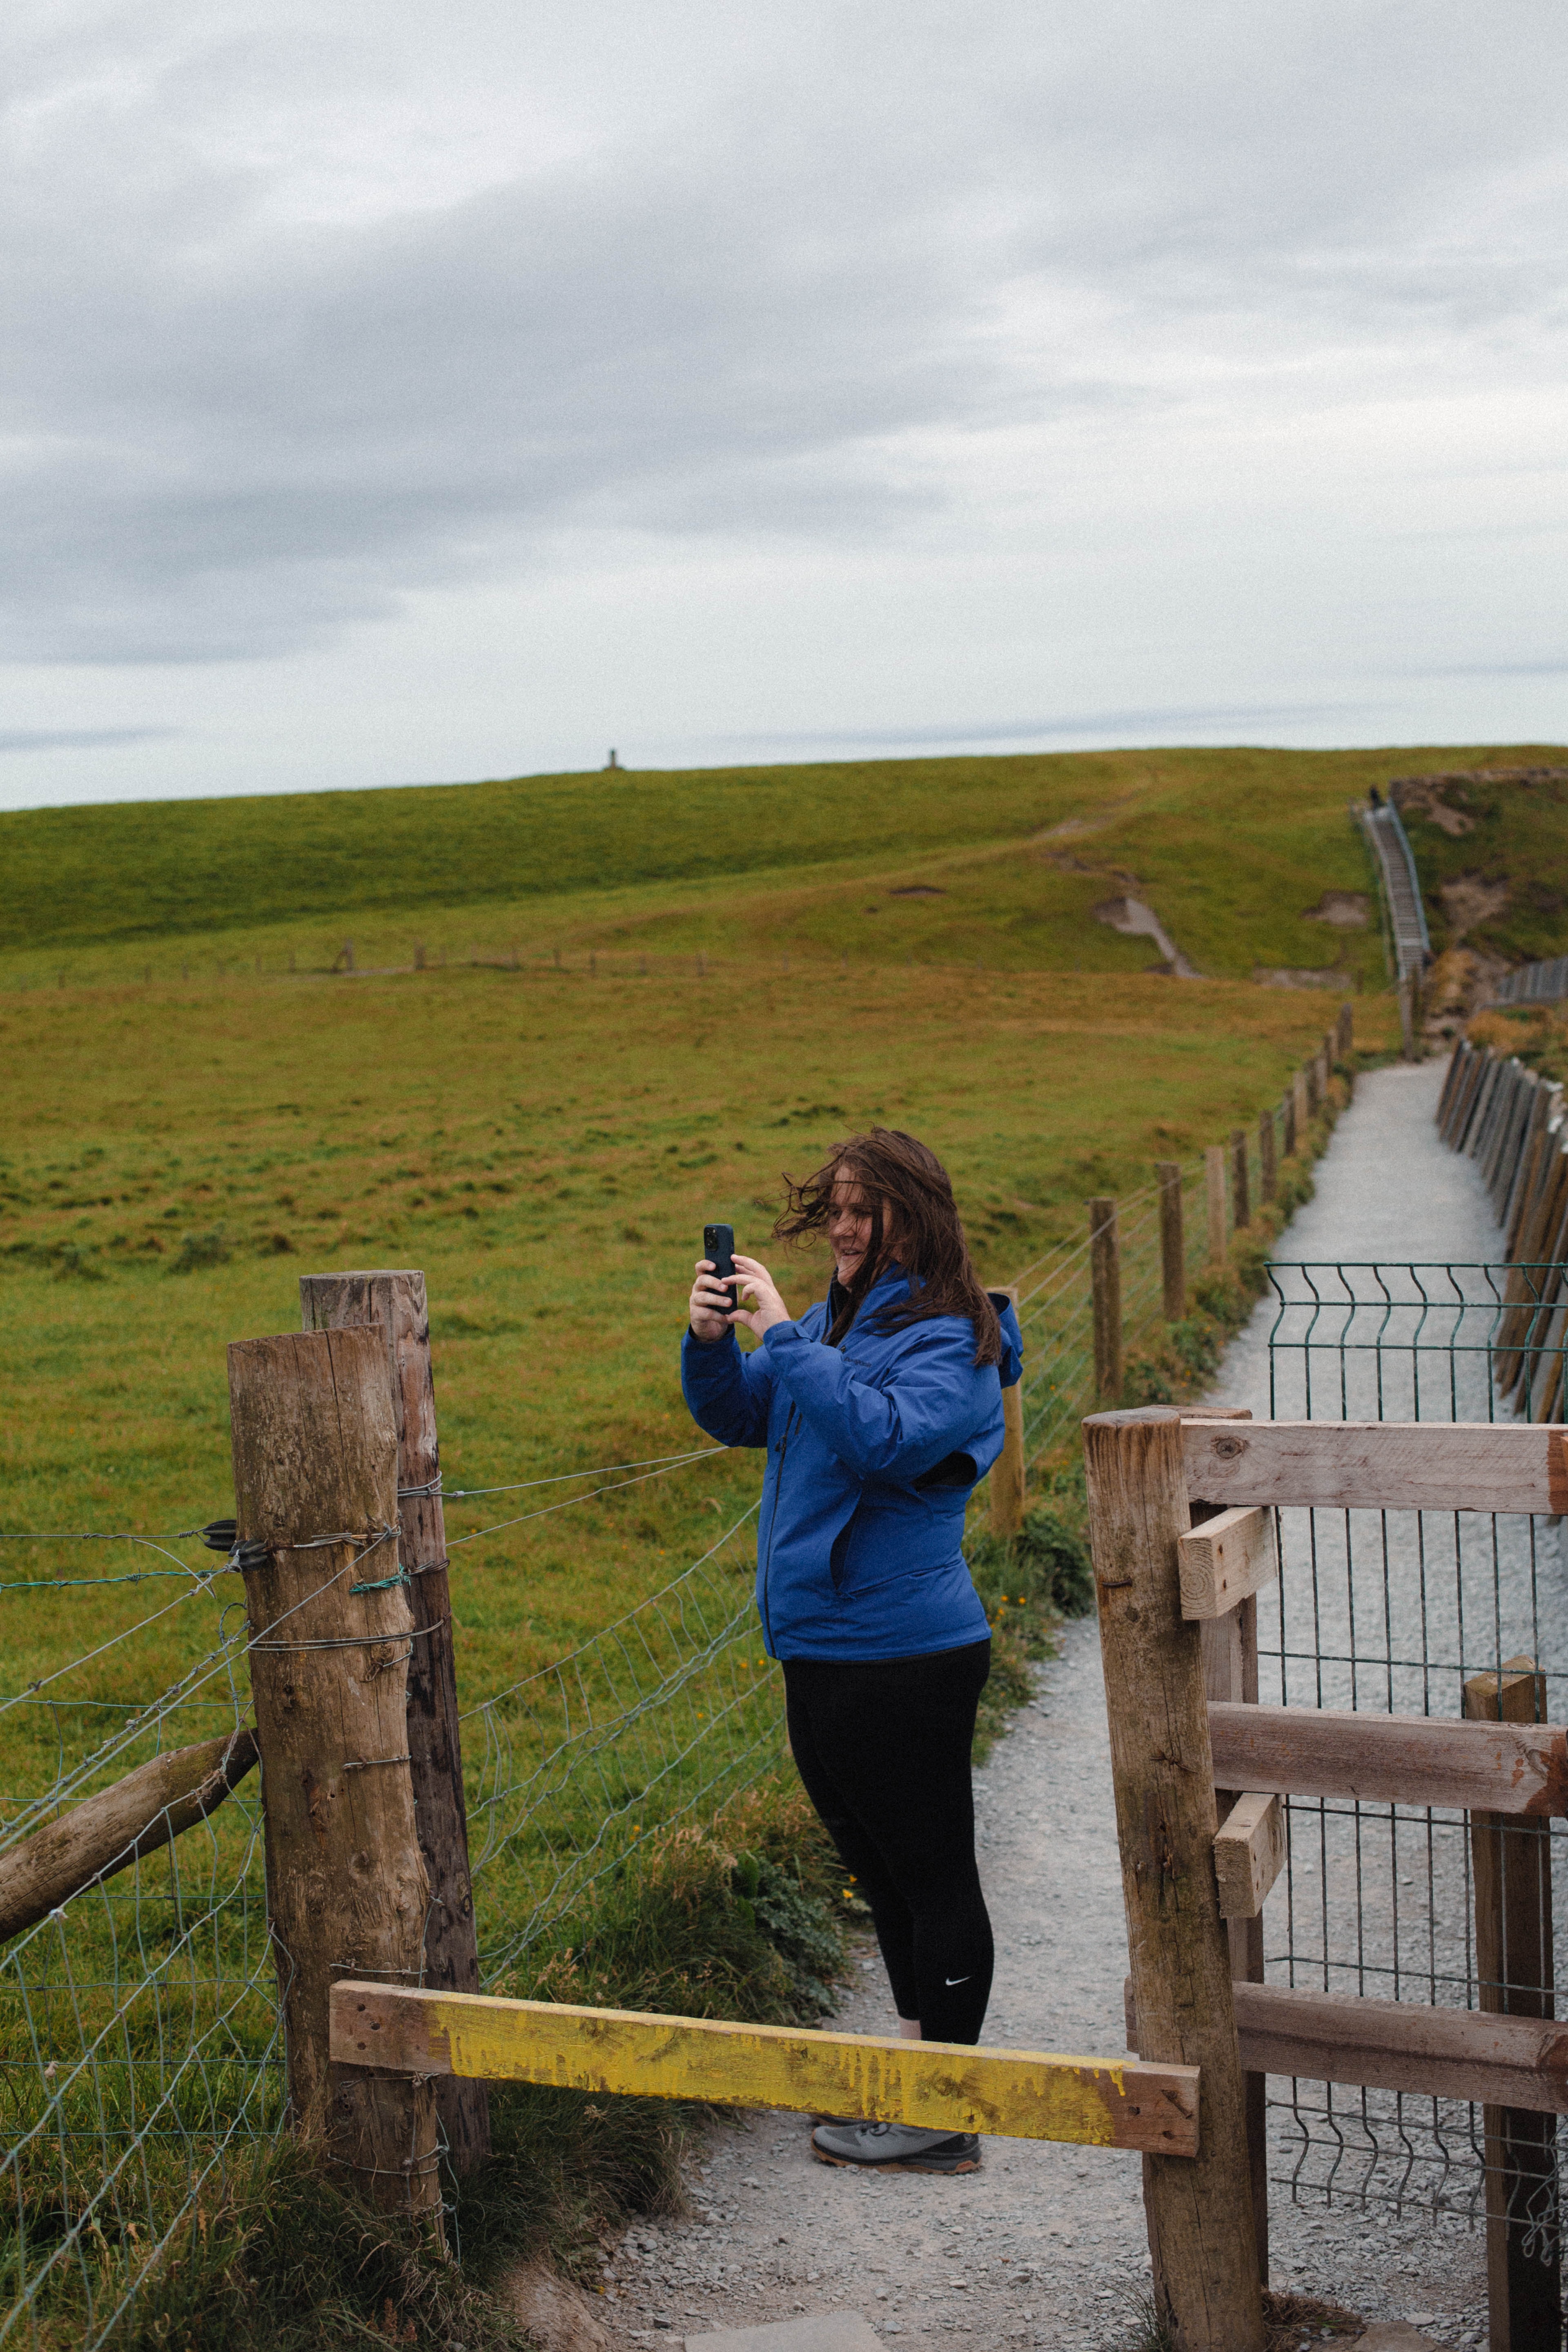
[1206,1702,1568,1817]
[301,1268,489,2174]
[1177,1505,1276,1619]
[1213,1794,1285,1921]
[1465,1657,1561,2352]
[1125,1980,1568,2116]
[328,1984,1200,2156]
[1083,1406,1265,2349]
[1181,1417,1568,1517]
[0,1729,257,1944]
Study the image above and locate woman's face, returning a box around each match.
[827,1167,884,1286]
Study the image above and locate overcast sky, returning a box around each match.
[3,1,1566,810]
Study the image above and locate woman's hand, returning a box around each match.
[688,1259,738,1342]
[726,1253,792,1339]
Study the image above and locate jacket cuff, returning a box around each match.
[685,1323,738,1351]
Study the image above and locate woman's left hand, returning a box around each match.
[728,1254,792,1339]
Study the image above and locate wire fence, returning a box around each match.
[1262,1249,1568,2254]
[0,1036,1345,2341]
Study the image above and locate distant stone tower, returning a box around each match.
[605,748,621,770]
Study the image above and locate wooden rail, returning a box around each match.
[1127,1978,1568,2116]
[328,1984,1200,2156]
[1182,1417,1568,1516]
[1207,1702,1568,1817]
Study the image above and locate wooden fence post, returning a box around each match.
[1304,1055,1321,1117]
[1083,1408,1265,2351]
[1258,1108,1277,1206]
[1158,1161,1185,1321]
[1463,1657,1560,2352]
[1230,1129,1250,1233]
[227,1325,441,2224]
[301,1270,490,2175]
[1337,1000,1354,1058]
[1190,1406,1269,2290]
[989,1284,1026,1538]
[1205,1147,1227,1266]
[1399,977,1416,1061]
[1089,1198,1122,1403]
[1292,1067,1310,1141]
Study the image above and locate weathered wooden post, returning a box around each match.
[1189,1404,1269,2289]
[1083,1408,1265,2351]
[1258,1108,1277,1205]
[1399,978,1416,1062]
[1089,1198,1122,1403]
[989,1285,1026,1538]
[1292,1067,1310,1142]
[301,1270,490,2174]
[1229,1129,1250,1232]
[1304,1054,1321,1117]
[1204,1147,1227,1267]
[1337,1000,1354,1058]
[1158,1161,1185,1321]
[1463,1657,1560,2352]
[227,1325,441,2223]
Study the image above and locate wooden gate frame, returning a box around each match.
[1086,1407,1568,2352]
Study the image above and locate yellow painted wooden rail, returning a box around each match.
[329,1984,1200,2156]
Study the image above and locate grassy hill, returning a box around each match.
[1390,758,1568,968]
[7,741,1561,988]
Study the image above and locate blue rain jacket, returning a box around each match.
[680,1265,1023,1662]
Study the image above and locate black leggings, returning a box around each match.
[782,1640,993,2046]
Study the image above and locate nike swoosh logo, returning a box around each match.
[944,1975,971,1986]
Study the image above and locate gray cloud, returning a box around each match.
[2,2,1566,667]
[0,727,176,752]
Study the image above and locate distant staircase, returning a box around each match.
[1361,802,1431,982]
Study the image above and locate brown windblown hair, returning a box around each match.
[773,1128,1003,1366]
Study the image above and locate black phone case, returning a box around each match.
[703,1224,737,1290]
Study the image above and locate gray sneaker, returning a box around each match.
[810,2120,982,2173]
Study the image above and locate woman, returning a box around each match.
[682,1128,1022,2175]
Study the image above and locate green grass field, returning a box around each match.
[0,742,1425,2348]
[10,740,1559,992]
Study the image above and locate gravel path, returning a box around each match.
[602,1063,1517,2352]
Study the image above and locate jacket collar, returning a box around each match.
[825,1260,913,1334]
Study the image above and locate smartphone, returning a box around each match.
[703,1222,738,1312]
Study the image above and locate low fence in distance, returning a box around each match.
[1489,954,1568,1009]
[1013,1002,1353,1467]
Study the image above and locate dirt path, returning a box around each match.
[601,1063,1498,2351]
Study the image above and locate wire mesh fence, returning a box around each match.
[1262,1258,1568,2254]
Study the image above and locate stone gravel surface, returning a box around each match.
[600,1062,1516,2351]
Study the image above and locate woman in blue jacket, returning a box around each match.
[683,1128,1022,2175]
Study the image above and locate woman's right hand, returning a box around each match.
[688,1259,737,1342]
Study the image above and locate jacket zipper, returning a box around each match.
[759,1403,797,1654]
